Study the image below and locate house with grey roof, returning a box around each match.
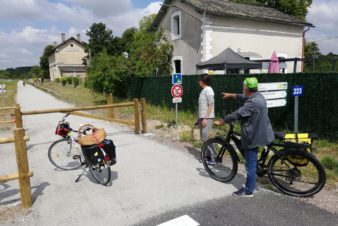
[153,0,313,74]
[48,33,87,81]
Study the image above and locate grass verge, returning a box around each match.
[0,80,17,130]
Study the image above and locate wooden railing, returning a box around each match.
[16,98,147,134]
[0,128,32,208]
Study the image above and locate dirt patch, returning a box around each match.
[0,205,31,225]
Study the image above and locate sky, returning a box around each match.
[0,0,337,69]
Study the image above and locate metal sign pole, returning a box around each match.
[294,95,299,135]
[175,103,178,129]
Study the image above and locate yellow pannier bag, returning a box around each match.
[284,133,313,167]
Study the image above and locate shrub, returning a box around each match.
[67,77,73,85]
[73,77,80,87]
[61,78,67,86]
[321,156,338,174]
[55,78,60,83]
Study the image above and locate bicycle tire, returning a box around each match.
[48,138,82,170]
[201,138,238,182]
[268,149,326,197]
[89,162,111,185]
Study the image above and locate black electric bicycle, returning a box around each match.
[201,123,326,197]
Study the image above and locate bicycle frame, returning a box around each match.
[216,123,287,173]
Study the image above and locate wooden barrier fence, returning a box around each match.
[14,98,147,134]
[0,128,33,208]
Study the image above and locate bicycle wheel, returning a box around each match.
[89,161,111,185]
[201,138,238,182]
[268,149,326,197]
[48,138,82,170]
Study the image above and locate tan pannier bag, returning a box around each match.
[78,128,106,146]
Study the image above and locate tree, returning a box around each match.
[40,45,54,79]
[303,41,338,72]
[28,66,43,78]
[127,14,173,76]
[86,15,173,96]
[231,0,312,20]
[86,22,119,57]
[86,50,130,94]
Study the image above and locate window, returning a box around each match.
[174,60,181,73]
[171,11,182,40]
[173,56,183,74]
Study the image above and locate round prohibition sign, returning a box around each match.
[171,84,183,98]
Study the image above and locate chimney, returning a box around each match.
[61,33,65,43]
[76,33,81,42]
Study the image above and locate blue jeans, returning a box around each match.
[245,148,258,194]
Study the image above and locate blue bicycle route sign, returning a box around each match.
[292,85,304,97]
[172,73,182,84]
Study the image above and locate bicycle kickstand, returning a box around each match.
[75,164,88,183]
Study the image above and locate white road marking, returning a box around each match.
[157,215,199,226]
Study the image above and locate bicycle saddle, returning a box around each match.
[274,131,286,140]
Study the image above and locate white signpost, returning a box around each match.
[0,84,6,94]
[171,74,183,128]
[258,82,288,108]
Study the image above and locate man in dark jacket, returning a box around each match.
[215,77,275,197]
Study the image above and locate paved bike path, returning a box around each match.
[1,84,240,226]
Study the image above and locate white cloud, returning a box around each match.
[307,0,338,54]
[67,0,133,17]
[0,0,162,69]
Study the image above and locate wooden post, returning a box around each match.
[140,98,147,134]
[14,128,32,208]
[133,99,140,134]
[15,104,23,128]
[107,93,115,118]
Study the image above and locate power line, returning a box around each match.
[307,36,338,42]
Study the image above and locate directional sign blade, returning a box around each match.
[261,90,287,100]
[258,82,288,91]
[267,99,287,108]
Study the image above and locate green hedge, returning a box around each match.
[127,73,338,139]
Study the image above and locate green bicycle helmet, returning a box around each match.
[243,77,259,89]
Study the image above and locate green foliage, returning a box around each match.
[40,45,54,79]
[73,77,80,87]
[3,67,32,79]
[61,78,67,86]
[55,78,60,83]
[0,70,11,79]
[321,156,338,175]
[86,22,120,57]
[87,51,130,94]
[231,0,312,20]
[86,15,173,95]
[28,66,43,78]
[67,77,73,85]
[304,41,338,72]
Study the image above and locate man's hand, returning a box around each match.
[201,119,208,128]
[214,120,224,126]
[222,93,235,99]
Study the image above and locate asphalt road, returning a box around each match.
[137,189,338,226]
[1,83,337,226]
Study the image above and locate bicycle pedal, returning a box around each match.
[72,155,80,160]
